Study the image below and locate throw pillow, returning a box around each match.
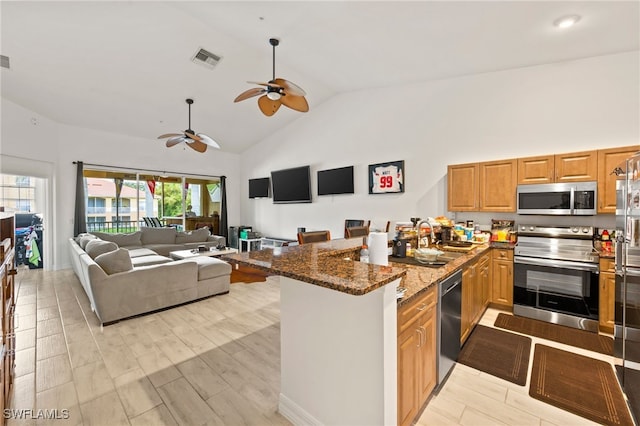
[85,239,118,259]
[79,234,98,249]
[94,248,133,275]
[90,231,142,247]
[175,227,210,244]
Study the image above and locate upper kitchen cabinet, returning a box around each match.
[598,145,640,214]
[517,150,597,185]
[448,160,517,212]
[448,163,479,211]
[479,159,517,212]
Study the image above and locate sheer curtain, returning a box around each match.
[73,161,87,235]
[219,176,228,240]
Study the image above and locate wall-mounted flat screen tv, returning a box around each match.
[248,177,270,199]
[317,166,354,196]
[271,166,312,204]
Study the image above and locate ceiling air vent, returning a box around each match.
[191,48,221,70]
[1,55,10,69]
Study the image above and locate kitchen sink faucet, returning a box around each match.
[416,219,436,249]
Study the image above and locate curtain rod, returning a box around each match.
[72,161,225,179]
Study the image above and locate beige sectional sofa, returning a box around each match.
[68,227,231,325]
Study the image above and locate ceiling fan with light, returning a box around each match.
[234,38,309,116]
[157,98,220,153]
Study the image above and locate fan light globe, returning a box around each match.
[267,91,281,101]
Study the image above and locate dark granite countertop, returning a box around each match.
[394,244,492,307]
[221,238,407,296]
[222,237,494,305]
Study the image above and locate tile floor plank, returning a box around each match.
[8,268,628,426]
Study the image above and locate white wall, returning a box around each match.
[241,52,640,240]
[1,99,242,269]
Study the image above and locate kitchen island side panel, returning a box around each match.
[279,276,399,426]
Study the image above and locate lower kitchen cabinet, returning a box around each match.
[461,251,492,345]
[397,286,437,426]
[461,263,476,345]
[491,248,513,308]
[599,257,615,334]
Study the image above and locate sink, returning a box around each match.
[437,251,465,262]
[388,255,450,268]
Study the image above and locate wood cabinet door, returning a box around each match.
[398,325,420,426]
[418,305,437,404]
[599,272,615,334]
[555,150,598,183]
[492,259,513,307]
[448,163,479,212]
[598,146,640,214]
[479,254,491,310]
[517,155,554,185]
[461,265,475,344]
[479,159,517,212]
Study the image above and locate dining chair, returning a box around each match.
[297,230,331,245]
[345,226,370,239]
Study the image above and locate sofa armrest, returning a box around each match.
[207,235,226,246]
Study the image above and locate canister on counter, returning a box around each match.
[466,220,474,228]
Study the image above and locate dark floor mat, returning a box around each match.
[531,344,633,426]
[494,313,613,355]
[458,325,531,386]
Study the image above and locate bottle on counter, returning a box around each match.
[360,245,370,263]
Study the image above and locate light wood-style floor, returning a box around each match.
[7,267,621,425]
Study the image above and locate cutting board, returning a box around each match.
[441,244,475,252]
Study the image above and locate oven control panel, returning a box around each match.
[518,225,594,239]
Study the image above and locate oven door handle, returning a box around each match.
[514,256,599,272]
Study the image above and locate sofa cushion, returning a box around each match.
[85,239,118,259]
[130,255,174,267]
[125,248,159,258]
[175,227,210,244]
[140,227,177,245]
[142,244,185,257]
[181,256,232,280]
[94,248,133,275]
[79,234,98,249]
[90,231,142,247]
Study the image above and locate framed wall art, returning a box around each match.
[368,160,404,194]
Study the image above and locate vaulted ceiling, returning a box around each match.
[2,1,638,153]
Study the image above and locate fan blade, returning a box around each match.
[258,95,281,116]
[166,137,185,148]
[158,133,182,139]
[275,78,306,96]
[234,87,266,103]
[280,94,309,113]
[197,133,220,149]
[184,132,202,142]
[247,81,282,88]
[187,139,208,153]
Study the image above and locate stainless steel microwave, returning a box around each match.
[516,181,597,215]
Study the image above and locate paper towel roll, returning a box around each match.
[368,232,389,266]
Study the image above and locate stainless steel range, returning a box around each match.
[513,224,600,332]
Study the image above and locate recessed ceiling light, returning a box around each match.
[553,15,581,29]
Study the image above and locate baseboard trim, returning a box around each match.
[278,393,322,426]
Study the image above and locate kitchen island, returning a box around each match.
[222,239,491,425]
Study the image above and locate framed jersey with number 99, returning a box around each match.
[368,160,404,194]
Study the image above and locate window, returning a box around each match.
[82,169,221,232]
[0,174,38,212]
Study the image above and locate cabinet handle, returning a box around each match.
[416,327,424,348]
[417,303,427,312]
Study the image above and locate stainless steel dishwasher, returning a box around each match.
[437,270,462,386]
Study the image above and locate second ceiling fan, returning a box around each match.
[234,38,309,116]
